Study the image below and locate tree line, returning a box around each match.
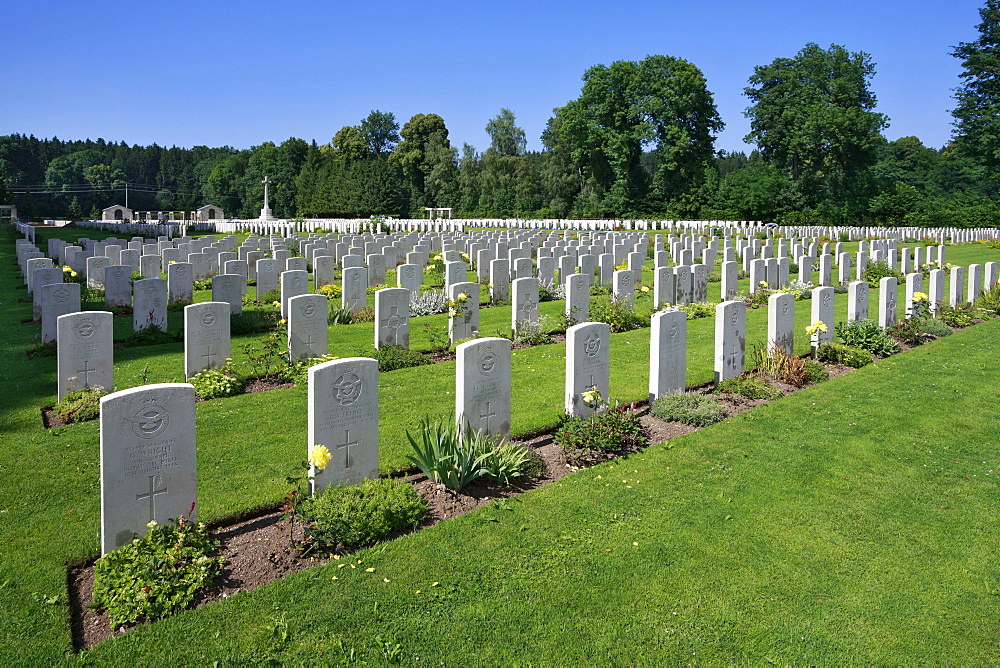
[2,2,999,226]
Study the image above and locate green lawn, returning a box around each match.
[1,226,999,663]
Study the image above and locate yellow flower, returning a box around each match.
[366,567,376,573]
[62,266,72,273]
[805,320,828,336]
[448,308,457,318]
[759,280,768,287]
[70,271,78,277]
[168,260,176,264]
[308,444,332,471]
[457,292,468,302]
[640,286,650,293]
[913,292,928,302]
[146,520,158,530]
[433,254,443,261]
[278,318,287,326]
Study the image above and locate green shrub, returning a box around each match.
[749,344,820,387]
[510,320,555,347]
[352,305,376,323]
[553,404,647,467]
[975,283,1000,315]
[304,478,427,549]
[835,319,900,357]
[815,342,872,368]
[916,318,953,337]
[650,392,726,427]
[405,418,490,491]
[886,319,926,347]
[166,300,191,312]
[54,387,108,423]
[862,260,902,283]
[589,298,647,332]
[91,516,223,629]
[366,345,431,371]
[674,302,717,318]
[258,288,281,304]
[317,283,342,299]
[802,359,830,384]
[122,323,180,347]
[230,309,279,336]
[936,305,976,328]
[479,439,534,485]
[717,374,782,400]
[189,364,244,399]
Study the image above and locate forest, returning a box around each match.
[2,2,999,227]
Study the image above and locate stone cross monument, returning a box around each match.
[260,175,275,221]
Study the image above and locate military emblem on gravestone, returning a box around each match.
[175,265,187,276]
[54,287,71,303]
[111,268,125,279]
[127,399,170,439]
[479,347,496,375]
[384,306,403,334]
[143,282,158,297]
[352,274,359,283]
[405,267,415,279]
[669,322,678,338]
[584,332,601,357]
[332,372,362,406]
[731,312,739,326]
[75,317,96,339]
[291,275,302,287]
[302,302,317,318]
[781,301,789,316]
[823,293,832,308]
[201,310,217,328]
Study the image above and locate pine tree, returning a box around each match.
[952,0,1000,168]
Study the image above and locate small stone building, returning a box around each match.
[101,205,133,221]
[195,205,225,221]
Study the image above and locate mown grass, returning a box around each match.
[1,226,998,663]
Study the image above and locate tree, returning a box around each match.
[744,43,888,221]
[391,113,456,211]
[952,0,1000,168]
[359,110,400,157]
[554,55,723,215]
[329,126,368,161]
[485,108,527,157]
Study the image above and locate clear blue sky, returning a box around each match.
[2,0,984,155]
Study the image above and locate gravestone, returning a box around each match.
[928,268,945,315]
[649,309,686,402]
[654,266,676,308]
[613,269,634,306]
[878,276,898,328]
[280,270,309,318]
[288,294,329,361]
[598,253,614,285]
[41,282,82,343]
[456,337,512,441]
[847,281,870,322]
[167,262,193,303]
[984,261,998,293]
[692,264,709,302]
[186,252,208,280]
[490,258,510,302]
[308,357,379,493]
[223,259,249,296]
[212,274,244,315]
[367,253,386,286]
[342,266,367,313]
[905,272,923,318]
[184,302,231,378]
[256,258,279,301]
[396,263,421,296]
[714,300,746,386]
[25,257,53,294]
[627,251,644,285]
[375,288,410,349]
[99,383,197,555]
[811,286,835,351]
[566,273,589,326]
[32,267,65,320]
[512,277,539,335]
[949,265,965,308]
[313,255,337,291]
[674,265,692,304]
[87,256,110,288]
[538,255,555,286]
[133,278,167,331]
[140,254,161,279]
[286,257,307,273]
[767,292,795,355]
[119,249,141,274]
[57,311,113,400]
[968,264,983,305]
[818,254,833,286]
[448,281,480,344]
[565,321,610,417]
[444,261,467,289]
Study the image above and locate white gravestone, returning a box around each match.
[133,278,167,331]
[512,277,540,335]
[104,265,132,309]
[140,254,161,279]
[565,321,611,417]
[449,281,480,344]
[654,266,676,308]
[649,309,686,402]
[224,259,249,296]
[811,286,835,352]
[280,269,309,319]
[375,287,410,349]
[714,300,746,386]
[256,258,280,301]
[720,261,739,301]
[456,337,512,441]
[212,274,244,315]
[100,383,197,555]
[613,269,634,306]
[342,266,367,313]
[949,265,965,308]
[490,258,510,302]
[288,294,329,361]
[767,292,795,356]
[57,311,113,400]
[33,267,65,320]
[313,255,337,290]
[308,357,379,493]
[86,256,110,289]
[878,276,898,328]
[41,282,81,343]
[184,302,231,378]
[444,261,467,289]
[397,263,422,296]
[928,268,945,315]
[905,272,923,318]
[167,262,193,303]
[675,265,693,304]
[848,281,870,322]
[968,264,983,305]
[566,273,589,326]
[692,264,709,302]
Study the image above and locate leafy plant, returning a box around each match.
[508,321,555,347]
[352,305,376,323]
[862,260,902,283]
[717,374,782,400]
[122,323,180,347]
[815,342,872,368]
[302,478,427,549]
[317,283,342,299]
[91,513,223,629]
[589,297,647,332]
[673,301,716,318]
[230,309,279,336]
[886,318,927,347]
[409,289,449,316]
[915,318,953,338]
[405,417,490,491]
[650,392,726,426]
[365,345,431,371]
[258,288,281,303]
[479,439,534,484]
[749,344,821,387]
[835,318,900,357]
[936,305,976,328]
[553,403,647,467]
[421,322,451,352]
[53,387,108,423]
[189,362,245,399]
